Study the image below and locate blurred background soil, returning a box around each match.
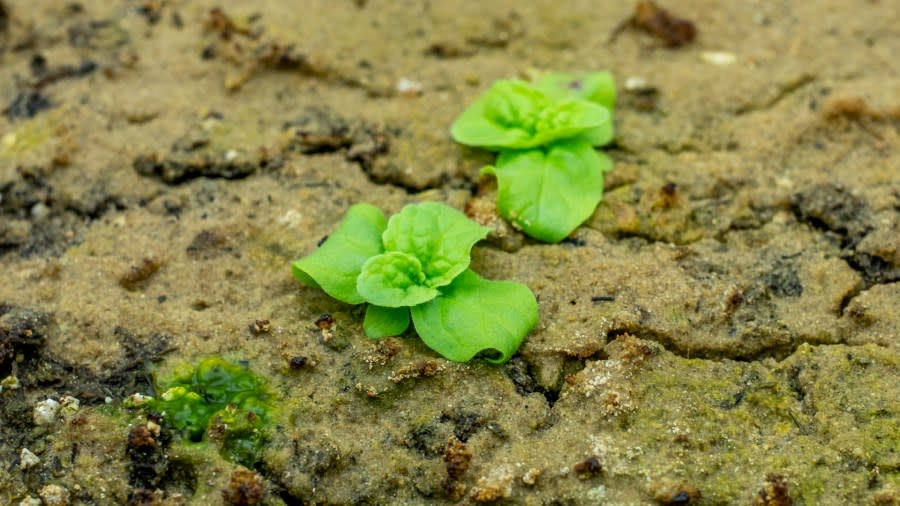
[1,0,898,504]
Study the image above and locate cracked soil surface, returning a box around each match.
[1,1,898,504]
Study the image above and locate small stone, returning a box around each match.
[30,203,49,219]
[522,468,540,486]
[33,398,61,426]
[624,76,649,90]
[18,497,41,506]
[39,484,70,506]
[1,374,20,391]
[396,77,424,96]
[59,396,80,417]
[701,51,736,66]
[126,393,153,406]
[20,448,41,469]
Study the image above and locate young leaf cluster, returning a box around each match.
[292,202,538,364]
[451,71,616,242]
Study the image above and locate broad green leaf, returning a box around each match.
[410,270,537,364]
[363,305,410,338]
[382,202,490,288]
[357,251,439,307]
[534,71,617,111]
[483,139,612,243]
[578,123,615,148]
[450,80,544,150]
[450,79,608,150]
[291,203,386,304]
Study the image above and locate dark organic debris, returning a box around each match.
[206,7,260,39]
[3,91,52,120]
[821,95,900,122]
[284,106,390,171]
[136,0,165,25]
[119,257,163,291]
[424,41,476,59]
[0,306,50,372]
[288,356,308,369]
[133,153,257,184]
[623,83,661,112]
[653,482,702,505]
[222,469,266,505]
[28,55,98,90]
[573,456,603,476]
[249,319,271,335]
[68,20,131,50]
[441,436,472,500]
[791,183,870,247]
[0,1,8,34]
[792,183,898,285]
[285,106,353,154]
[845,251,900,286]
[443,437,471,480]
[764,260,803,298]
[186,229,231,259]
[612,1,697,48]
[754,474,793,506]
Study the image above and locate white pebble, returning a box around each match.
[396,78,424,96]
[701,51,736,66]
[20,448,41,469]
[624,76,649,90]
[33,398,61,426]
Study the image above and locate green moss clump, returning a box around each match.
[152,358,272,467]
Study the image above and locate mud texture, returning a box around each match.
[1,1,898,505]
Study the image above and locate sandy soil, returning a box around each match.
[1,1,898,504]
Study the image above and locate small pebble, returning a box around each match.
[701,51,736,66]
[624,76,650,90]
[30,203,49,219]
[396,77,424,96]
[39,484,70,506]
[59,395,80,416]
[18,497,41,506]
[1,374,20,391]
[127,392,153,406]
[33,398,61,426]
[20,448,41,469]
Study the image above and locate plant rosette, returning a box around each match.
[291,202,538,364]
[450,71,616,243]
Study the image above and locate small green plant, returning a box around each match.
[451,71,616,243]
[292,201,537,364]
[151,358,272,467]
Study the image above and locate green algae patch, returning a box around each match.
[151,358,273,467]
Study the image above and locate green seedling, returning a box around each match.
[151,358,272,467]
[451,72,616,243]
[450,79,611,150]
[292,202,538,364]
